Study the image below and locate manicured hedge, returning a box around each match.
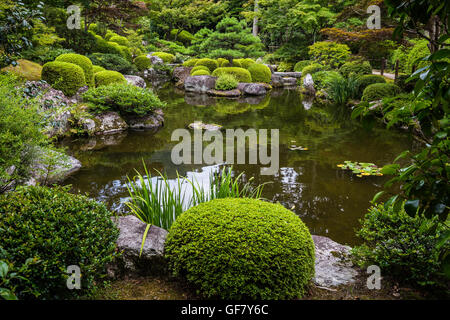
[42,61,86,96]
[55,53,94,87]
[182,59,198,67]
[221,59,242,68]
[191,70,211,76]
[294,60,311,72]
[94,70,127,87]
[248,63,272,83]
[237,58,256,69]
[190,65,210,74]
[88,53,137,74]
[339,61,372,78]
[212,67,252,83]
[165,198,315,299]
[134,55,152,71]
[152,52,176,63]
[356,75,386,97]
[92,65,106,74]
[195,58,219,72]
[0,186,119,299]
[109,35,129,47]
[361,82,402,101]
[301,63,324,76]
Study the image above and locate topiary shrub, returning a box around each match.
[92,65,106,74]
[216,58,228,66]
[94,70,127,87]
[195,58,219,72]
[152,52,176,63]
[277,61,294,72]
[308,41,351,68]
[352,203,448,287]
[339,61,372,78]
[301,63,324,76]
[182,59,198,67]
[294,60,312,72]
[41,61,86,96]
[238,58,256,69]
[82,83,166,116]
[55,53,95,87]
[361,82,402,101]
[215,73,238,90]
[88,53,137,74]
[356,74,386,97]
[0,185,119,299]
[105,30,119,41]
[248,63,271,83]
[190,65,210,74]
[221,59,242,68]
[212,67,252,83]
[165,198,315,299]
[119,45,132,61]
[134,55,152,71]
[109,35,129,47]
[191,70,211,76]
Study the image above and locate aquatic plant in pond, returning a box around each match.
[337,161,383,178]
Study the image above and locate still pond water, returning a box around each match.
[62,85,413,245]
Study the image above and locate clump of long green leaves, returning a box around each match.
[126,164,266,256]
[325,73,360,104]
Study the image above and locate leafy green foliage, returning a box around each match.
[324,73,359,104]
[311,70,340,90]
[308,41,351,69]
[294,60,312,72]
[55,53,95,87]
[94,70,127,87]
[277,61,294,72]
[301,63,324,76]
[109,35,129,47]
[165,198,315,299]
[82,83,165,116]
[212,67,252,83]
[339,61,372,78]
[92,65,106,74]
[215,73,238,90]
[352,203,448,287]
[41,61,86,96]
[356,75,386,97]
[361,83,402,102]
[134,55,152,71]
[195,58,219,72]
[88,53,137,74]
[0,185,119,299]
[248,63,272,83]
[21,47,75,65]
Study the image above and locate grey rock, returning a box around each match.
[282,77,298,87]
[114,215,168,276]
[94,112,128,135]
[80,117,96,136]
[124,75,146,88]
[237,83,267,96]
[125,109,164,130]
[302,73,316,96]
[184,75,217,93]
[274,71,302,78]
[147,54,164,65]
[207,89,241,97]
[172,66,192,83]
[271,74,284,88]
[312,235,359,288]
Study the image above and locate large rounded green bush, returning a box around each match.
[212,67,252,83]
[190,65,210,74]
[152,52,176,63]
[237,58,256,69]
[0,186,119,299]
[294,60,311,72]
[41,61,86,96]
[134,55,152,71]
[191,70,211,76]
[195,58,219,72]
[55,53,94,87]
[339,61,372,78]
[356,75,386,97]
[88,53,137,74]
[248,63,272,83]
[361,82,402,101]
[94,70,127,87]
[301,63,324,76]
[165,198,315,299]
[311,70,341,90]
[92,65,106,74]
[221,59,242,68]
[182,59,198,67]
[109,35,129,47]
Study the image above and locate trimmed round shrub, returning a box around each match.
[191,70,210,76]
[88,53,137,74]
[165,198,315,299]
[195,58,219,72]
[0,186,119,299]
[301,63,324,76]
[238,58,256,69]
[216,58,228,66]
[152,52,176,63]
[212,67,252,83]
[93,36,124,57]
[182,59,199,67]
[361,82,402,101]
[92,65,106,74]
[277,61,294,72]
[82,83,166,116]
[119,45,132,61]
[55,53,94,87]
[308,41,351,68]
[294,60,311,72]
[41,61,86,96]
[248,63,271,83]
[221,59,242,68]
[356,74,386,97]
[191,65,210,74]
[215,73,238,90]
[109,35,129,47]
[134,55,152,71]
[107,41,129,60]
[94,70,127,87]
[339,61,372,78]
[105,30,119,41]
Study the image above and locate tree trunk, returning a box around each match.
[252,0,259,37]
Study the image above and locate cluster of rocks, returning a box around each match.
[111,215,360,289]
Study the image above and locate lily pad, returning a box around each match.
[337,161,383,177]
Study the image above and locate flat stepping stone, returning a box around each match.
[274,71,302,78]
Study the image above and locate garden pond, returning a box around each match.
[61,85,414,245]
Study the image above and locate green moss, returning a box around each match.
[165,198,315,299]
[152,52,176,63]
[361,82,402,101]
[212,67,252,83]
[248,63,271,83]
[41,61,86,96]
[94,70,127,87]
[195,58,219,72]
[191,70,210,76]
[55,53,94,87]
[134,55,152,71]
[1,59,42,81]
